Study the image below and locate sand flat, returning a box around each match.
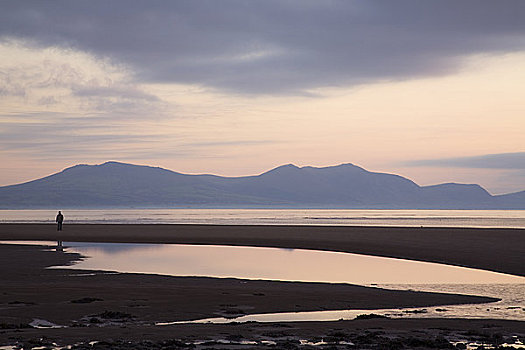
[0,223,523,276]
[0,224,523,348]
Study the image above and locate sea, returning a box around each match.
[1,209,525,228]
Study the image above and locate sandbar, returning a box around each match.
[0,223,523,276]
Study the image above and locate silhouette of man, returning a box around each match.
[56,211,64,231]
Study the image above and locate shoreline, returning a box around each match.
[0,224,523,348]
[0,243,500,324]
[0,223,523,276]
[0,243,522,349]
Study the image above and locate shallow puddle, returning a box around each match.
[61,242,525,322]
[62,242,524,284]
[158,283,525,323]
[2,241,524,322]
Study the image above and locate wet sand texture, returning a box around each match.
[0,242,517,348]
[0,224,523,276]
[0,223,524,348]
[0,243,497,326]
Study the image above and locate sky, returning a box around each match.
[1,0,524,195]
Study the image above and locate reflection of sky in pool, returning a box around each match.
[2,241,524,322]
[62,242,524,284]
[59,242,524,323]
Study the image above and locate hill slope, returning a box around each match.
[0,161,523,209]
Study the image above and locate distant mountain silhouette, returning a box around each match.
[0,161,523,209]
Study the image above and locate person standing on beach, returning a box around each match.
[56,211,64,231]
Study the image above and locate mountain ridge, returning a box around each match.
[0,161,523,209]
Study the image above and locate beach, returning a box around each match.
[0,224,523,276]
[0,224,523,348]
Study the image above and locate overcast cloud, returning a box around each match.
[1,1,524,193]
[2,0,525,94]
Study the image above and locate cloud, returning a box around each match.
[0,108,276,162]
[0,40,166,115]
[72,85,163,114]
[405,152,525,169]
[1,1,525,95]
[184,140,277,148]
[0,112,163,149]
[72,86,159,102]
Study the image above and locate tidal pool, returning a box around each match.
[59,242,525,322]
[2,241,523,322]
[154,283,525,324]
[62,242,523,284]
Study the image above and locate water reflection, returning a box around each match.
[158,284,525,324]
[64,243,524,284]
[3,241,523,322]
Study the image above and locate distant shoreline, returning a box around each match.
[2,161,525,210]
[0,223,523,277]
[6,206,523,211]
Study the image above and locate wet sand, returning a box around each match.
[0,243,498,324]
[0,223,523,276]
[6,318,525,349]
[0,224,524,348]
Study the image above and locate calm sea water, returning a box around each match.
[1,209,525,228]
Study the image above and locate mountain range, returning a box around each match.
[0,161,523,209]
